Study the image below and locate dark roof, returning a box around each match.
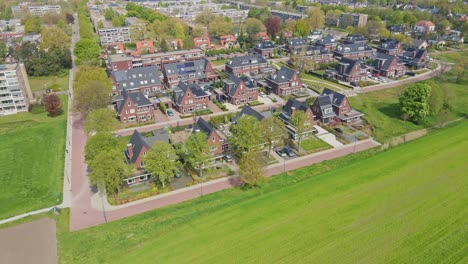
[265,66,296,84]
[336,57,366,76]
[321,88,346,107]
[335,43,373,53]
[388,25,405,33]
[344,34,367,44]
[226,55,267,68]
[372,53,398,71]
[113,66,161,91]
[224,74,257,97]
[315,35,337,45]
[117,89,152,114]
[174,82,208,105]
[254,40,276,50]
[163,59,208,79]
[236,105,269,122]
[377,39,400,50]
[192,117,214,136]
[125,129,170,164]
[316,95,335,118]
[287,38,308,48]
[283,98,308,115]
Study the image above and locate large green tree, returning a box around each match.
[399,83,432,123]
[244,18,266,37]
[179,132,210,179]
[229,115,262,156]
[41,26,70,50]
[144,141,179,188]
[238,150,265,188]
[85,108,119,134]
[261,116,286,157]
[294,19,310,37]
[74,80,112,117]
[307,7,325,30]
[74,39,100,65]
[89,149,129,195]
[85,132,118,162]
[291,110,310,148]
[24,17,42,33]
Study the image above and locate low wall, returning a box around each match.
[381,129,428,150]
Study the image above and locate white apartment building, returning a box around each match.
[11,4,61,18]
[0,64,33,116]
[98,27,132,45]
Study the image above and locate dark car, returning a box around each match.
[284,147,296,157]
[334,127,344,134]
[167,109,174,116]
[276,148,287,157]
[350,81,358,87]
[223,155,233,162]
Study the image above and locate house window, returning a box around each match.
[212,136,215,142]
[210,145,217,151]
[143,151,147,157]
[140,161,145,167]
[342,108,348,112]
[127,178,135,184]
[140,175,147,181]
[324,108,332,114]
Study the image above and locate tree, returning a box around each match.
[144,141,178,188]
[160,38,168,52]
[174,22,185,39]
[291,110,310,148]
[265,16,282,39]
[195,10,215,27]
[41,26,70,50]
[294,19,310,37]
[43,93,62,116]
[427,82,444,116]
[261,116,286,157]
[74,66,112,91]
[85,108,118,134]
[85,132,118,162]
[208,16,234,36]
[104,8,115,21]
[229,115,262,156]
[74,39,100,65]
[130,24,146,42]
[245,18,266,37]
[192,25,205,37]
[97,21,104,29]
[180,132,210,181]
[307,7,325,30]
[89,149,129,195]
[238,150,265,188]
[399,83,432,123]
[65,13,75,24]
[74,81,112,117]
[248,7,271,22]
[0,41,7,63]
[290,51,317,73]
[389,10,403,26]
[285,19,297,33]
[24,17,42,33]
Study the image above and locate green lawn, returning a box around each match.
[28,73,69,92]
[4,120,461,263]
[0,96,68,219]
[430,50,468,63]
[212,59,228,66]
[300,137,331,153]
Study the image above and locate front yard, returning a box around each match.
[300,138,332,153]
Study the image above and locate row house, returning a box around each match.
[163,59,217,89]
[287,38,308,54]
[333,43,374,60]
[223,75,258,105]
[192,117,226,157]
[265,66,302,96]
[311,88,363,124]
[111,66,163,95]
[116,89,155,123]
[253,41,276,58]
[314,36,338,51]
[225,55,271,76]
[296,46,333,63]
[278,98,315,140]
[194,37,211,49]
[172,82,210,114]
[399,46,428,69]
[327,57,367,83]
[371,53,407,78]
[376,39,403,56]
[343,34,367,44]
[98,27,131,45]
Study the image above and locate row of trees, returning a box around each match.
[74,1,100,65]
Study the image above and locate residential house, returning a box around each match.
[124,129,170,177]
[307,30,322,42]
[116,89,155,123]
[131,41,156,56]
[412,39,429,50]
[265,66,302,96]
[278,98,315,140]
[253,41,276,58]
[234,105,272,122]
[169,39,183,50]
[192,117,226,156]
[327,57,367,82]
[314,36,338,51]
[399,46,428,69]
[371,53,407,78]
[220,35,239,49]
[223,75,258,105]
[376,39,403,56]
[225,55,271,76]
[108,53,133,71]
[111,66,163,95]
[163,59,217,89]
[296,46,333,63]
[256,32,270,41]
[194,37,211,49]
[414,20,435,33]
[343,34,367,44]
[333,43,374,60]
[172,82,210,114]
[388,25,406,35]
[287,38,308,54]
[104,43,126,57]
[311,88,363,124]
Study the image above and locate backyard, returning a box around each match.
[0,96,68,219]
[28,73,69,93]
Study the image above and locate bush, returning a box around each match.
[213,99,228,111]
[159,102,167,113]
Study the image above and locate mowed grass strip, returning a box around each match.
[58,120,468,264]
[0,97,67,219]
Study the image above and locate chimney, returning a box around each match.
[290,106,296,116]
[127,143,133,160]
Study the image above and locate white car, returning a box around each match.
[259,92,266,98]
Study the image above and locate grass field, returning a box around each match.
[430,50,468,63]
[300,137,331,153]
[0,96,67,219]
[28,73,69,92]
[212,59,228,66]
[4,120,460,263]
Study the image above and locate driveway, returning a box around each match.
[314,125,344,148]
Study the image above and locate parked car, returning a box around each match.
[283,146,296,157]
[334,127,343,134]
[259,92,266,98]
[223,155,233,162]
[167,109,174,116]
[276,148,287,157]
[350,81,358,87]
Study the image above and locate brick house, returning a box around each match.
[314,36,338,51]
[111,66,163,95]
[311,88,363,124]
[116,89,155,123]
[194,37,211,49]
[295,46,333,63]
[265,66,302,96]
[220,34,239,49]
[256,32,270,41]
[376,39,403,56]
[399,46,428,69]
[225,55,271,76]
[163,58,217,89]
[328,57,367,82]
[108,53,133,71]
[253,41,276,58]
[223,74,258,105]
[343,34,367,44]
[287,38,308,53]
[130,40,155,56]
[234,105,272,122]
[333,43,374,60]
[371,53,407,77]
[192,117,226,156]
[278,98,315,140]
[172,82,210,114]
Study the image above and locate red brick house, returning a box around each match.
[194,37,211,49]
[172,82,210,114]
[253,41,276,58]
[265,66,302,96]
[223,75,258,105]
[220,34,239,49]
[311,88,363,124]
[371,53,407,77]
[192,117,226,156]
[163,58,217,89]
[256,32,270,41]
[328,58,367,82]
[376,39,403,56]
[225,55,271,76]
[116,89,155,123]
[131,40,155,56]
[278,98,315,140]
